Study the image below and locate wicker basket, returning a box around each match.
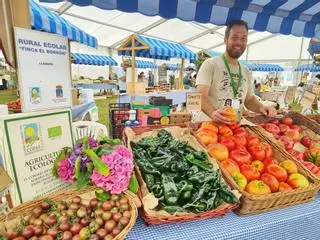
[189,122,320,215]
[246,112,320,180]
[0,186,139,240]
[124,125,239,225]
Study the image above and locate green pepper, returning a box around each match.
[218,188,238,204]
[185,153,212,171]
[162,173,179,205]
[206,191,217,210]
[187,165,199,176]
[163,205,184,214]
[144,174,155,189]
[188,171,217,184]
[152,184,164,198]
[177,180,193,194]
[136,159,161,175]
[181,191,192,201]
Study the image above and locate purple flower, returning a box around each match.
[57,157,75,182]
[88,137,98,148]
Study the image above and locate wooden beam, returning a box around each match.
[118,46,150,51]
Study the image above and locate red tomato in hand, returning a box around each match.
[234,127,248,137]
[248,144,266,161]
[230,148,252,166]
[219,137,236,151]
[240,164,261,182]
[282,117,293,126]
[260,173,280,192]
[219,125,233,138]
[247,136,260,147]
[229,124,240,132]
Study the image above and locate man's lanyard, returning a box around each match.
[221,54,243,98]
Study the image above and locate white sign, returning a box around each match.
[186,93,202,111]
[14,27,71,112]
[0,109,73,205]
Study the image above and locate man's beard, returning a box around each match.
[227,46,245,59]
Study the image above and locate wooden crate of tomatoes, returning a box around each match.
[246,112,320,180]
[189,121,320,215]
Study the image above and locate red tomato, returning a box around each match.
[251,160,264,173]
[246,180,271,195]
[290,125,302,133]
[264,144,273,158]
[287,149,305,162]
[264,123,280,135]
[219,137,236,151]
[229,124,240,132]
[233,135,247,147]
[263,157,278,167]
[248,144,266,161]
[260,173,280,192]
[279,124,290,134]
[265,164,288,182]
[220,159,240,174]
[271,119,279,125]
[284,129,301,143]
[282,117,293,126]
[219,125,233,138]
[234,127,248,137]
[240,164,261,182]
[246,136,260,147]
[230,148,252,166]
[279,136,294,150]
[278,182,293,192]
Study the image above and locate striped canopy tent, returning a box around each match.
[128,59,157,69]
[30,0,97,48]
[199,50,222,59]
[71,53,117,66]
[41,0,320,38]
[241,62,284,72]
[295,64,320,72]
[117,34,196,91]
[118,34,197,60]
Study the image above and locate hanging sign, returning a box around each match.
[186,93,202,111]
[300,91,316,109]
[0,109,73,205]
[285,86,296,105]
[14,27,71,112]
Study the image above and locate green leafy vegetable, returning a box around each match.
[76,170,91,190]
[128,175,139,194]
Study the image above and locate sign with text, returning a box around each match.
[285,86,296,105]
[186,93,202,111]
[14,27,71,112]
[0,109,73,205]
[300,91,316,109]
[261,91,279,102]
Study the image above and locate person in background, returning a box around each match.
[196,20,276,124]
[148,71,154,87]
[254,83,261,97]
[118,63,127,93]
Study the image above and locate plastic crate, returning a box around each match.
[110,109,130,125]
[109,123,125,140]
[132,104,170,115]
[109,103,131,110]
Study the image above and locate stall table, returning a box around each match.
[119,89,195,105]
[127,195,320,240]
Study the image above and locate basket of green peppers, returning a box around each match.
[130,128,239,224]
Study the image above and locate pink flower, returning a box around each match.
[57,157,75,182]
[91,147,134,194]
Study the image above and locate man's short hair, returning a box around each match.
[225,20,249,38]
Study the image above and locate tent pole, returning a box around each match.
[131,36,136,94]
[108,47,112,79]
[296,38,304,85]
[180,58,184,90]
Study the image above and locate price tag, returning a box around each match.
[231,99,240,110]
[285,86,296,105]
[300,91,316,109]
[186,93,202,111]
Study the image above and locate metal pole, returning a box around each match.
[131,36,136,94]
